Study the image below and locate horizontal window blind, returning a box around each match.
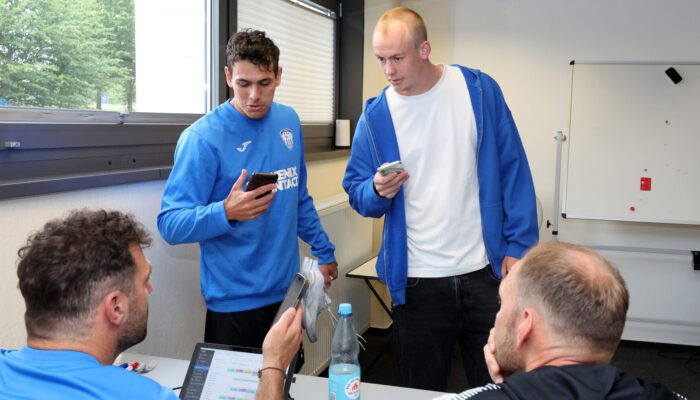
[237,0,335,123]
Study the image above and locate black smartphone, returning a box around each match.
[246,172,278,199]
[272,273,309,325]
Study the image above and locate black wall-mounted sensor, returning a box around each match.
[665,67,682,84]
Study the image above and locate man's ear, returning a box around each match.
[419,40,431,60]
[515,308,534,349]
[224,65,234,88]
[275,66,283,87]
[103,291,128,327]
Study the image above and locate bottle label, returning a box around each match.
[329,363,360,400]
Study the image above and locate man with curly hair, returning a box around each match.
[0,209,174,398]
[0,209,303,399]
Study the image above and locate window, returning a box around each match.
[0,0,363,199]
[0,0,208,116]
[238,0,336,123]
[0,0,211,199]
[233,0,341,152]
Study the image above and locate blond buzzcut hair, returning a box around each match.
[375,7,428,48]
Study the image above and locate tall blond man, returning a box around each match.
[343,7,538,390]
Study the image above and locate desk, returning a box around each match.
[121,352,446,400]
[346,257,391,319]
[117,353,189,390]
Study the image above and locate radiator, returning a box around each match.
[297,193,373,376]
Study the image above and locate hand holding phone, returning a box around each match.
[374,160,409,199]
[246,172,278,199]
[272,273,309,325]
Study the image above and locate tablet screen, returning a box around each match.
[180,343,263,400]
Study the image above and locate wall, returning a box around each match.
[363,0,700,344]
[451,0,700,345]
[0,157,351,359]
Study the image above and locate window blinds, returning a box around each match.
[238,0,335,123]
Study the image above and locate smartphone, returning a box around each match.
[246,172,278,199]
[272,273,309,325]
[377,160,405,176]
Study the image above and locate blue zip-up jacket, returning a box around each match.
[158,100,335,312]
[343,65,538,305]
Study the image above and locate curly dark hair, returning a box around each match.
[226,29,280,76]
[17,209,151,339]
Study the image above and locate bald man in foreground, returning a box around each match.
[435,242,686,399]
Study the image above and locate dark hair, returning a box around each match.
[226,29,280,76]
[17,209,151,339]
[517,242,629,355]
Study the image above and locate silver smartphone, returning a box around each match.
[377,160,405,176]
[272,273,309,325]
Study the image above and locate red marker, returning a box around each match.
[127,362,139,371]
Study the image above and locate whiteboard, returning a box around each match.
[563,62,700,225]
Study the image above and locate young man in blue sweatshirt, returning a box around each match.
[158,30,337,349]
[343,7,538,391]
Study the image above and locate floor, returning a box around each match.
[321,328,700,398]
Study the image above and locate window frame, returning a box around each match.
[0,0,363,200]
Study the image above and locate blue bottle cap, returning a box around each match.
[338,303,352,316]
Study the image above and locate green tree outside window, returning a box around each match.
[0,0,135,111]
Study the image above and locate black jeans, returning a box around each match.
[204,302,304,371]
[205,302,280,348]
[392,266,500,391]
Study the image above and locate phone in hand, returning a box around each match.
[272,273,309,325]
[246,172,278,199]
[377,160,405,176]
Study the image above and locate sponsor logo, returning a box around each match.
[280,128,294,150]
[272,166,299,191]
[236,140,252,152]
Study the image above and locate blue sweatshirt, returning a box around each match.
[0,347,177,399]
[343,65,538,305]
[158,100,335,312]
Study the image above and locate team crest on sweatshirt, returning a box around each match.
[280,128,294,150]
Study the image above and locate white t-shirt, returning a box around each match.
[386,64,488,278]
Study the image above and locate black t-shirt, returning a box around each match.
[436,364,685,400]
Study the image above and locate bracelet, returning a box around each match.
[258,366,286,380]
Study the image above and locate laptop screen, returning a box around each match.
[179,343,265,400]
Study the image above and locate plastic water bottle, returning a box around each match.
[328,303,360,400]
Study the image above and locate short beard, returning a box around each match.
[494,314,523,375]
[115,325,147,355]
[115,305,148,355]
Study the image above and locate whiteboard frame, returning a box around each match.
[561,60,700,226]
